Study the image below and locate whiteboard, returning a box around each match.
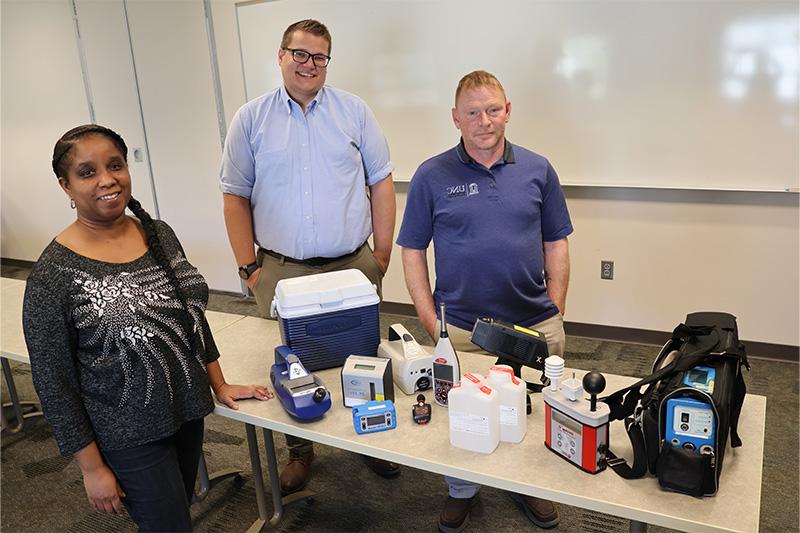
[236,0,799,192]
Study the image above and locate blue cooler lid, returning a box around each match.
[271,269,380,318]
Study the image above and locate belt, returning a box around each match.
[260,243,365,267]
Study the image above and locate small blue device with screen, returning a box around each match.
[353,400,396,434]
[682,365,716,393]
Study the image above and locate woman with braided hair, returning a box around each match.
[22,124,272,532]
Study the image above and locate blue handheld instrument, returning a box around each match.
[352,400,396,434]
[270,345,332,421]
[682,366,716,393]
[665,365,717,455]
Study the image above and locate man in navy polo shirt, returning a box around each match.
[397,70,572,532]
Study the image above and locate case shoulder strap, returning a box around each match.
[605,417,650,479]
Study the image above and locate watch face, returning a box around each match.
[238,263,256,280]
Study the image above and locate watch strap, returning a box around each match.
[238,262,258,279]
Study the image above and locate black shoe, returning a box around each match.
[363,455,400,478]
[510,493,559,528]
[438,494,479,533]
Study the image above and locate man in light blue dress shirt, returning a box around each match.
[219,19,398,494]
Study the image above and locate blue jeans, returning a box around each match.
[102,419,205,532]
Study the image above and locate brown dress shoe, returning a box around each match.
[438,494,479,533]
[363,455,400,478]
[510,493,559,529]
[279,447,314,494]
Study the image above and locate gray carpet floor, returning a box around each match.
[1,263,797,532]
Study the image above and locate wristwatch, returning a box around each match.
[238,262,258,280]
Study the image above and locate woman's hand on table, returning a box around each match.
[214,383,273,410]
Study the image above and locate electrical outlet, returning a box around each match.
[601,260,614,280]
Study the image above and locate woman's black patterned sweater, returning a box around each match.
[23,221,219,456]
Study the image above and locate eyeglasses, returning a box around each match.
[283,48,331,68]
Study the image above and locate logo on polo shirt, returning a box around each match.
[446,183,480,198]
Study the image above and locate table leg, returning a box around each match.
[261,428,285,526]
[1,357,38,433]
[245,424,268,533]
[260,428,317,518]
[1,400,10,432]
[193,453,242,503]
[242,424,317,531]
[629,520,648,532]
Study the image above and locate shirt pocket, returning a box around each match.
[254,142,291,188]
[325,135,363,186]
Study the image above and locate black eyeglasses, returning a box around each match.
[283,48,331,68]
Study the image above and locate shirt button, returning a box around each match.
[305,191,310,195]
[303,167,308,171]
[305,216,311,220]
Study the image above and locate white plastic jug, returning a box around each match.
[486,365,527,443]
[448,373,500,454]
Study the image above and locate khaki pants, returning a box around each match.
[251,243,385,319]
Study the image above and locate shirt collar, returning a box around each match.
[455,138,515,166]
[279,85,324,114]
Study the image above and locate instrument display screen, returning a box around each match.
[553,408,582,436]
[433,362,453,380]
[366,414,387,426]
[687,369,708,383]
[683,365,715,392]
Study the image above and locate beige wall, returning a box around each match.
[563,187,798,346]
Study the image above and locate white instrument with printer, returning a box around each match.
[377,324,433,395]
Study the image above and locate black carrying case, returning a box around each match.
[601,312,749,496]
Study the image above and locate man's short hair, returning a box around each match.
[455,70,507,105]
[281,19,332,54]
